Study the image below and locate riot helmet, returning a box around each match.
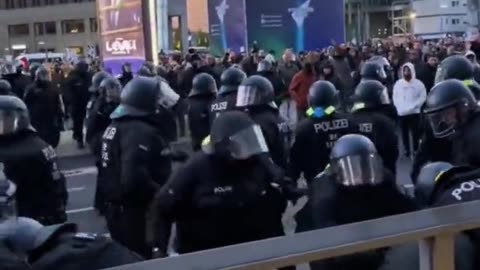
[189,73,217,97]
[361,62,387,82]
[100,77,122,103]
[0,80,12,96]
[0,62,16,76]
[0,96,33,135]
[236,75,275,108]
[34,66,49,82]
[220,67,247,94]
[330,134,383,186]
[307,80,338,118]
[423,79,477,139]
[90,71,111,93]
[202,111,268,160]
[435,55,474,84]
[351,79,390,111]
[367,56,393,83]
[415,162,454,207]
[29,63,42,80]
[110,76,160,119]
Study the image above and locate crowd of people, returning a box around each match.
[2,35,480,269]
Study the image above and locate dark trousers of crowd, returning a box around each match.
[72,104,87,143]
[399,114,421,157]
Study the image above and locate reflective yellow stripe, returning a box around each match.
[201,135,211,146]
[434,171,446,183]
[306,107,314,117]
[325,106,335,115]
[352,102,365,111]
[463,79,474,87]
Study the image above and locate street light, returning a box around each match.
[409,12,416,19]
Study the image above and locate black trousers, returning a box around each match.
[105,204,151,259]
[72,104,87,142]
[399,114,421,155]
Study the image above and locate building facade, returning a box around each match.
[412,0,476,38]
[0,0,98,56]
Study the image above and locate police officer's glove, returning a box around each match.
[152,247,168,259]
[277,177,307,204]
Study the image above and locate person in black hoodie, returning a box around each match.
[66,61,92,148]
[118,63,133,87]
[424,53,439,93]
[24,66,63,148]
[256,60,286,104]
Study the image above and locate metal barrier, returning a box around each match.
[107,200,480,270]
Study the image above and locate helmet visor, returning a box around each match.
[377,67,387,80]
[434,66,447,84]
[203,124,269,160]
[331,154,384,186]
[236,85,262,107]
[0,110,22,135]
[426,106,458,138]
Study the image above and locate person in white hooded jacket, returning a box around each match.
[393,62,427,158]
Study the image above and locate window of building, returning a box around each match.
[5,0,15,9]
[18,0,27,8]
[451,1,460,7]
[90,18,98,32]
[44,0,55,5]
[62,19,85,34]
[59,0,69,3]
[8,24,29,36]
[452,18,461,24]
[68,46,84,55]
[32,0,41,6]
[34,21,57,36]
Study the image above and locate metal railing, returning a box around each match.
[107,200,480,270]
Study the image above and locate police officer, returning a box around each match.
[24,66,63,148]
[0,61,31,99]
[0,80,12,96]
[0,174,141,270]
[209,67,246,124]
[435,55,480,100]
[149,111,289,259]
[85,77,122,215]
[289,80,354,185]
[376,162,478,270]
[87,71,111,118]
[302,134,416,270]
[350,80,399,174]
[187,73,217,151]
[361,61,388,83]
[236,75,288,169]
[100,77,174,259]
[0,96,67,225]
[421,79,480,167]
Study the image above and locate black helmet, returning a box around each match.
[220,67,247,94]
[202,111,268,160]
[236,75,275,108]
[307,80,338,109]
[189,73,217,97]
[330,134,383,186]
[415,162,454,207]
[423,79,477,138]
[0,96,33,135]
[361,62,387,82]
[0,80,12,95]
[435,55,474,84]
[29,63,42,79]
[110,77,160,119]
[90,71,111,93]
[35,66,49,82]
[74,61,89,73]
[352,79,390,111]
[100,77,122,103]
